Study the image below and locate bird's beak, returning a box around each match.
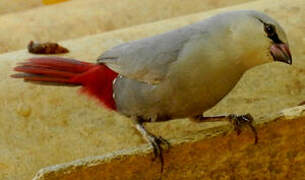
[270,43,292,65]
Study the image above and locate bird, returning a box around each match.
[12,10,292,173]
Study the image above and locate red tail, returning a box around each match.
[12,57,118,110]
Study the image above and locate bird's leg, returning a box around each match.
[194,113,258,144]
[134,118,170,173]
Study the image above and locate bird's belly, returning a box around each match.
[161,72,241,118]
[114,70,242,121]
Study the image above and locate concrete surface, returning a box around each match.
[0,0,304,179]
[0,0,43,15]
[33,105,305,180]
[0,0,253,53]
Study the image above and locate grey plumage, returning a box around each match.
[99,10,291,121]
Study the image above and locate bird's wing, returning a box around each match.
[98,23,206,84]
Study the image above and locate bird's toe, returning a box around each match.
[228,113,258,144]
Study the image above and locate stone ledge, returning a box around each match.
[33,105,305,180]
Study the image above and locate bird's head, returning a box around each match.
[226,10,292,68]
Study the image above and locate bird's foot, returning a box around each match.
[135,121,170,174]
[228,113,258,144]
[149,135,170,160]
[146,134,170,173]
[193,113,258,144]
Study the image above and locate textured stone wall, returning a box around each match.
[33,109,305,180]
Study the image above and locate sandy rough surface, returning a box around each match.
[33,106,305,180]
[0,0,304,179]
[0,0,253,53]
[0,0,43,15]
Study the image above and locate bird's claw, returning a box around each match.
[228,113,258,144]
[150,135,170,160]
[148,135,170,173]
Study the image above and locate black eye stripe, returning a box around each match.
[264,24,282,43]
[264,24,275,35]
[257,18,283,44]
[267,30,282,44]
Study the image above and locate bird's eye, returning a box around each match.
[264,24,275,36]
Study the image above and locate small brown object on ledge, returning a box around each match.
[298,101,305,106]
[27,41,69,54]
